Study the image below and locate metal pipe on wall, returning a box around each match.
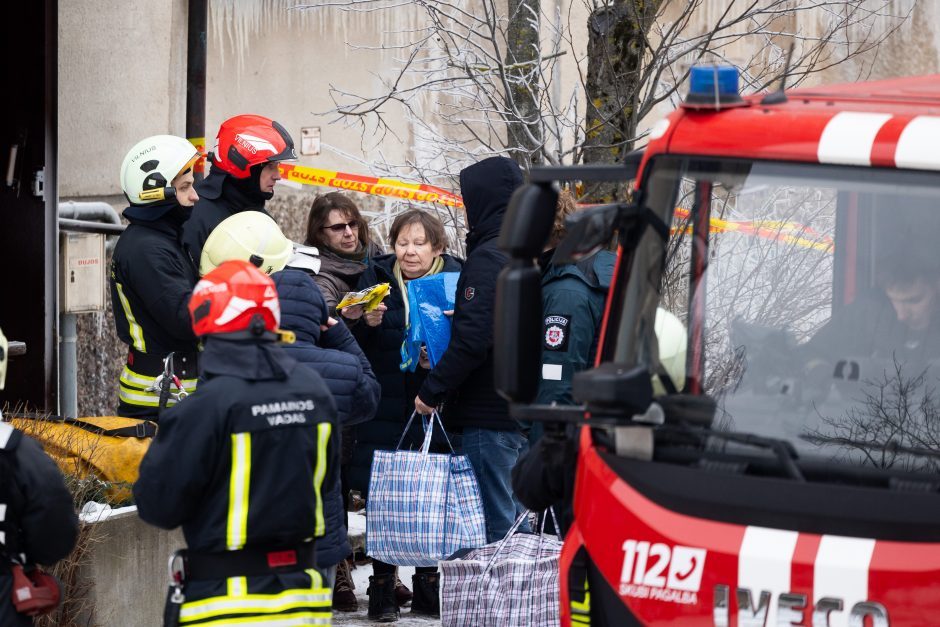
[186,0,208,181]
[59,312,78,418]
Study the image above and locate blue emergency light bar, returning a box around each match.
[683,64,745,110]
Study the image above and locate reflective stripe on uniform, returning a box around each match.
[0,423,13,448]
[115,282,146,352]
[179,591,332,622]
[227,433,252,550]
[119,365,197,409]
[120,366,197,392]
[571,588,591,625]
[227,576,247,597]
[119,385,186,408]
[179,611,331,626]
[180,570,332,626]
[312,423,332,537]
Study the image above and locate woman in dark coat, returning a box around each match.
[304,192,383,315]
[271,269,380,591]
[342,209,462,622]
[302,191,382,611]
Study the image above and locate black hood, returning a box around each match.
[196,168,269,208]
[460,156,523,251]
[199,336,296,381]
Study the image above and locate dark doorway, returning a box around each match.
[0,0,58,412]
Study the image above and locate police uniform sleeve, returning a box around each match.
[133,393,222,529]
[15,437,79,565]
[536,285,603,406]
[418,249,502,405]
[124,244,197,344]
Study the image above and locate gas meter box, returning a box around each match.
[60,232,105,313]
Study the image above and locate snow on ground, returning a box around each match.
[334,512,441,626]
[332,563,441,626]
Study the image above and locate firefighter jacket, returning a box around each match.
[536,250,615,406]
[0,422,79,627]
[133,337,339,625]
[272,268,380,568]
[109,208,200,416]
[417,156,523,432]
[182,169,273,269]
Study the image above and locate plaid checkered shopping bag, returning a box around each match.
[440,510,563,626]
[366,411,487,566]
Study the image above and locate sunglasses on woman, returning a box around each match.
[322,220,360,233]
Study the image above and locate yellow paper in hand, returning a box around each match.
[336,283,391,312]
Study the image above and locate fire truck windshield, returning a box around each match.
[616,156,940,477]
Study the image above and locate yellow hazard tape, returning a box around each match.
[278,163,463,209]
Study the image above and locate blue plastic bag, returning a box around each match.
[400,272,460,372]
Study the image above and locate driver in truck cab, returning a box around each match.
[807,253,940,363]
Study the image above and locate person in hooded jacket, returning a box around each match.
[110,135,202,417]
[0,328,79,627]
[413,156,529,544]
[270,268,380,612]
[345,209,462,622]
[304,192,384,315]
[134,260,338,627]
[182,114,296,267]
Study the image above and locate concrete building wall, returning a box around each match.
[58,1,940,201]
[59,0,188,198]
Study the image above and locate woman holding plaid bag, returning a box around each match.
[344,209,462,622]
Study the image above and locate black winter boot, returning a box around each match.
[410,572,441,617]
[367,573,399,622]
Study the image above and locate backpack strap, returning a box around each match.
[10,414,156,439]
[62,417,156,439]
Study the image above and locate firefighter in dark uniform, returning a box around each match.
[0,328,79,626]
[183,114,296,268]
[133,260,338,627]
[111,135,202,417]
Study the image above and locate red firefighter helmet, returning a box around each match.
[188,260,281,337]
[209,114,296,179]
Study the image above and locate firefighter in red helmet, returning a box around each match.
[133,260,339,626]
[182,115,297,266]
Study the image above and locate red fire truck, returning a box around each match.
[496,68,940,626]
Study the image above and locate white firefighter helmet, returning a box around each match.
[120,135,200,205]
[654,307,687,395]
[0,326,7,390]
[200,211,292,276]
[286,244,322,275]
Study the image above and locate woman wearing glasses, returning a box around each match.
[304,192,383,315]
[303,191,383,613]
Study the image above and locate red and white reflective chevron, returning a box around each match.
[649,74,940,175]
[561,438,940,627]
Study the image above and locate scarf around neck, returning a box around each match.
[393,255,445,322]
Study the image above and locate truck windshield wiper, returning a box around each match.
[800,433,940,461]
[658,422,806,481]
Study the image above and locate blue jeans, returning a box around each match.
[460,428,530,543]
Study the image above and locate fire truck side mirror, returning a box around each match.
[494,260,543,403]
[498,182,558,258]
[554,203,625,264]
[573,363,653,416]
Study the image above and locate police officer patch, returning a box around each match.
[544,314,571,351]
